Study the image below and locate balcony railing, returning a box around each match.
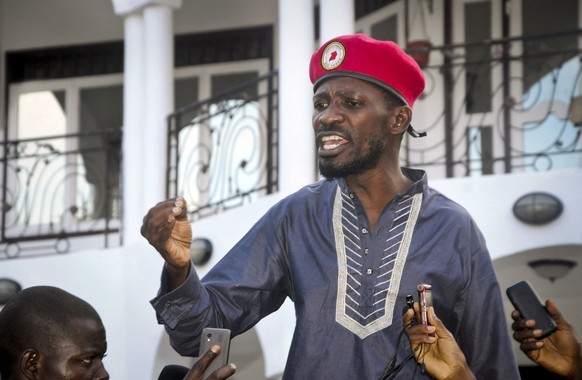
[1,129,121,259]
[402,29,582,178]
[166,70,279,221]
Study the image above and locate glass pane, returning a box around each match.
[175,77,199,129]
[464,1,491,113]
[177,71,266,213]
[371,15,397,42]
[12,91,68,227]
[522,0,578,91]
[467,126,493,176]
[18,90,66,140]
[521,57,581,170]
[211,72,258,98]
[210,72,261,204]
[521,0,580,170]
[79,85,123,219]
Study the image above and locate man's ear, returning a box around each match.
[389,106,412,135]
[21,350,40,379]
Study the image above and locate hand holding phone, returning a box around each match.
[506,280,557,339]
[198,328,231,376]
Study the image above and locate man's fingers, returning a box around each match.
[140,198,184,244]
[174,196,189,220]
[513,326,541,343]
[183,345,220,380]
[511,309,521,321]
[205,363,237,380]
[520,340,544,353]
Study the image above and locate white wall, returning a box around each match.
[431,168,582,260]
[0,0,124,50]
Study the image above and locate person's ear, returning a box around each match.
[389,106,412,135]
[21,350,40,379]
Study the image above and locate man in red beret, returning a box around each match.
[142,34,519,379]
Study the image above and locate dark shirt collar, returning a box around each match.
[336,167,427,197]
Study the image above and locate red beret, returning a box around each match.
[309,34,425,108]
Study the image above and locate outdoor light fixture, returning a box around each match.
[528,259,577,283]
[0,278,22,305]
[190,237,213,266]
[513,192,563,225]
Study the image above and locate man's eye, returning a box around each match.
[81,357,93,365]
[314,101,328,110]
[344,99,360,108]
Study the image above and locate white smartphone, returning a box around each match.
[198,327,231,376]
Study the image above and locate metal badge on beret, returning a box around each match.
[321,41,346,71]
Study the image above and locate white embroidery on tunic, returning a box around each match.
[334,185,423,339]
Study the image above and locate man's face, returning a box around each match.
[38,318,109,380]
[312,77,392,179]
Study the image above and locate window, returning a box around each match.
[464,1,492,113]
[520,0,581,171]
[5,77,123,238]
[172,60,271,216]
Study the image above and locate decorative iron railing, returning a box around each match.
[166,70,278,221]
[1,129,121,259]
[402,29,582,177]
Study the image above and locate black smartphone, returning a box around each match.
[506,280,557,339]
[198,327,231,376]
[417,283,433,325]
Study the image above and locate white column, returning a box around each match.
[319,0,355,45]
[112,0,181,244]
[278,0,316,194]
[112,3,182,380]
[142,5,174,211]
[121,13,145,246]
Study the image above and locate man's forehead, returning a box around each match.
[68,317,106,341]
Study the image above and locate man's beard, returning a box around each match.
[319,137,385,179]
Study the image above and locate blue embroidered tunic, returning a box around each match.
[151,168,519,379]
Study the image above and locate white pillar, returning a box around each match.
[278,0,316,194]
[142,5,174,210]
[121,13,145,246]
[112,3,182,380]
[112,0,182,244]
[319,0,355,45]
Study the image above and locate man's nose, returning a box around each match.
[317,104,344,126]
[96,366,110,380]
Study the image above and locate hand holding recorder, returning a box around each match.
[403,303,476,380]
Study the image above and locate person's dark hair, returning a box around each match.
[382,89,406,112]
[0,286,102,378]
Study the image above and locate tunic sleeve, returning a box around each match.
[150,208,291,356]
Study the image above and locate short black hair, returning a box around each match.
[0,286,102,378]
[382,88,406,112]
